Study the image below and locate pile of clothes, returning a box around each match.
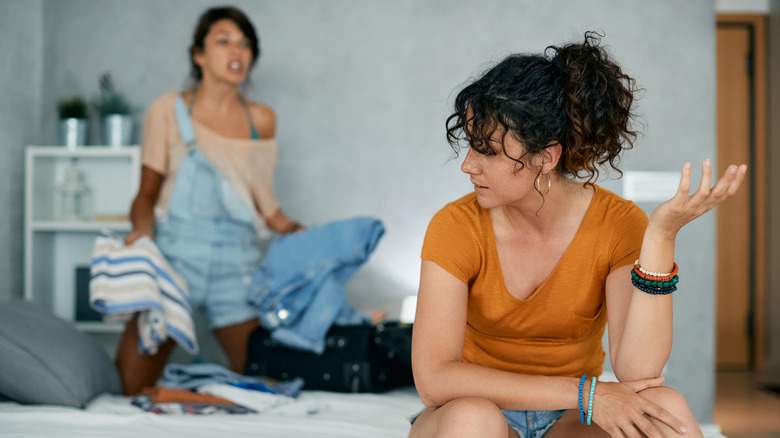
[131,363,323,416]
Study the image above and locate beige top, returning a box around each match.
[141,91,280,227]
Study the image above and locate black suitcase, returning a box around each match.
[244,322,414,393]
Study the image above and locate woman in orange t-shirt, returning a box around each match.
[410,32,747,438]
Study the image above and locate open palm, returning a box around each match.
[649,160,748,238]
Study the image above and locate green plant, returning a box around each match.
[92,72,132,115]
[56,95,88,119]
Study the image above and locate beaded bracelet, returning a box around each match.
[634,260,678,278]
[587,376,598,426]
[578,375,587,424]
[632,281,678,295]
[631,270,680,288]
[632,260,680,295]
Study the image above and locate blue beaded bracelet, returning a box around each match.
[631,276,678,295]
[578,374,586,424]
[587,376,598,426]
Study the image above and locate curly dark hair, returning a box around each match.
[189,6,261,83]
[446,31,640,186]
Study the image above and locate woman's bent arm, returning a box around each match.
[126,166,164,245]
[607,160,747,381]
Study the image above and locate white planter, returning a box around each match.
[100,114,133,147]
[58,118,88,148]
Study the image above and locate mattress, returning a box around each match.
[0,386,424,438]
[0,386,727,438]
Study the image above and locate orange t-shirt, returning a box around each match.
[421,185,648,378]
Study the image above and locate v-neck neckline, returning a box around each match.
[488,186,600,303]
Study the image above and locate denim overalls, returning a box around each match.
[154,95,263,329]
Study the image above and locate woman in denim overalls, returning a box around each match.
[117,6,302,395]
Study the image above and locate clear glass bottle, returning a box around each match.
[55,158,92,221]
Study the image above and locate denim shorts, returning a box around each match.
[156,221,262,329]
[504,409,567,438]
[410,408,566,437]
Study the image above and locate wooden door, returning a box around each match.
[715,15,767,370]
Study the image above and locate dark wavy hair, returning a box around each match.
[189,6,261,82]
[446,31,640,186]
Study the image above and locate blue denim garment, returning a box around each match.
[248,217,384,354]
[152,97,263,329]
[503,409,567,438]
[409,408,566,437]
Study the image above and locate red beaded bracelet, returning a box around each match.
[633,260,678,281]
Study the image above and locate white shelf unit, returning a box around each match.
[24,146,141,332]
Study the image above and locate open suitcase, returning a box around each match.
[244,322,413,393]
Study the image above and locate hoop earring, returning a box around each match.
[535,173,551,195]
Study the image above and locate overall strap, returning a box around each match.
[238,96,261,140]
[174,95,197,150]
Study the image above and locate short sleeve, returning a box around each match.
[608,201,648,273]
[140,95,174,175]
[421,201,482,284]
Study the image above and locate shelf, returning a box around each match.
[24,145,141,336]
[75,321,125,333]
[27,145,140,158]
[30,220,131,232]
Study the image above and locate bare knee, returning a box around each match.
[429,397,510,438]
[640,387,691,415]
[640,386,703,437]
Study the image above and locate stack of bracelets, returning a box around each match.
[578,375,598,426]
[631,260,679,295]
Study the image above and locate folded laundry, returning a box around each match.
[160,363,304,398]
[90,229,198,354]
[131,390,256,415]
[140,386,237,405]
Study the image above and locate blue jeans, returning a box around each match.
[248,217,384,353]
[503,409,567,438]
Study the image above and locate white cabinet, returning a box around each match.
[24,146,141,332]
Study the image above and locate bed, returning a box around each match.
[0,301,728,438]
[0,386,423,438]
[0,388,729,438]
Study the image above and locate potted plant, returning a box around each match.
[92,72,133,147]
[56,95,89,148]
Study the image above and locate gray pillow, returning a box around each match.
[0,300,121,408]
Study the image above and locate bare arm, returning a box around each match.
[607,160,747,381]
[125,166,164,245]
[265,208,303,234]
[413,260,582,410]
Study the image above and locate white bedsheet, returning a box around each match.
[0,386,728,438]
[0,386,424,438]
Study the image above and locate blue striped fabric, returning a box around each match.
[90,230,198,354]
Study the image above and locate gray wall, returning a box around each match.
[0,0,43,303]
[3,0,720,422]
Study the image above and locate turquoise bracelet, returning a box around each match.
[578,375,586,424]
[587,376,598,426]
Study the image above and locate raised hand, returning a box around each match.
[590,377,688,438]
[649,159,747,239]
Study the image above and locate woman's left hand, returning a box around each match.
[648,159,747,239]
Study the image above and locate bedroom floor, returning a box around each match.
[714,370,780,438]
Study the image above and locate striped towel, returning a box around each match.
[90,229,198,355]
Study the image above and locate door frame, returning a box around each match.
[716,14,767,369]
